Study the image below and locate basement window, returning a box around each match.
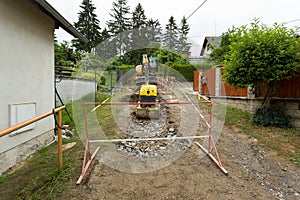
[9,102,36,136]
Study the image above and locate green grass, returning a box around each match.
[290,157,300,167]
[225,106,252,124]
[0,135,84,200]
[225,106,300,167]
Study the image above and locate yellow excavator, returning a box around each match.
[135,54,160,119]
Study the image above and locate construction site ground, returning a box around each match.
[63,82,300,200]
[1,84,299,200]
[66,125,300,200]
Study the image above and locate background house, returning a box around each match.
[200,36,221,58]
[0,0,87,175]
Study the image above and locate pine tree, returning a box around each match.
[72,0,101,52]
[177,16,191,56]
[107,0,131,56]
[163,16,178,51]
[101,28,111,41]
[132,3,147,29]
[130,3,148,50]
[95,28,115,60]
[147,18,162,45]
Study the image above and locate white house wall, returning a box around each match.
[0,0,55,163]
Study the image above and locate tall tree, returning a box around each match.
[130,3,148,50]
[123,3,149,64]
[163,16,178,51]
[177,16,191,57]
[147,18,162,45]
[55,41,78,67]
[107,0,131,56]
[72,0,101,52]
[95,28,116,61]
[223,20,300,106]
[131,3,147,29]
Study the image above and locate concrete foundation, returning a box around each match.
[0,129,54,175]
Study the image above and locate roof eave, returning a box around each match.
[34,0,88,44]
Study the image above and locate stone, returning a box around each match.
[169,127,175,132]
[126,147,132,152]
[160,146,167,151]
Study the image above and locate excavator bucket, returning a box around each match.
[136,107,160,119]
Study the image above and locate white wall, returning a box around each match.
[0,0,55,156]
[56,77,96,104]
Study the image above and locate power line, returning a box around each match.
[186,0,208,21]
[284,19,300,24]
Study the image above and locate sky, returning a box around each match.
[48,0,300,56]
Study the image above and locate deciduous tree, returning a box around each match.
[223,20,300,106]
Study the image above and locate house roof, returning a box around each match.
[34,0,88,44]
[200,36,221,56]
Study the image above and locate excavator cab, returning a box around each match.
[148,57,158,73]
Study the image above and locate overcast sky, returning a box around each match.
[48,0,300,55]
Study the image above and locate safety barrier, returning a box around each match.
[76,95,228,184]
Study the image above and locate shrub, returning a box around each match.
[80,72,100,82]
[170,64,196,81]
[252,104,291,128]
[118,65,135,70]
[100,76,106,85]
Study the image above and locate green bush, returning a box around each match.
[252,104,291,128]
[118,65,135,70]
[170,64,196,81]
[100,76,106,85]
[80,72,100,82]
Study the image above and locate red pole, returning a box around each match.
[208,102,213,153]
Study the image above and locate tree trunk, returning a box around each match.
[261,81,276,107]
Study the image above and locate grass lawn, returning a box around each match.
[225,106,300,167]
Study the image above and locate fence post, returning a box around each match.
[58,110,63,170]
[215,67,222,97]
[198,70,202,94]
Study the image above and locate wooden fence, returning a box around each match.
[194,68,248,97]
[201,68,216,96]
[194,68,300,98]
[221,84,248,97]
[257,73,300,98]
